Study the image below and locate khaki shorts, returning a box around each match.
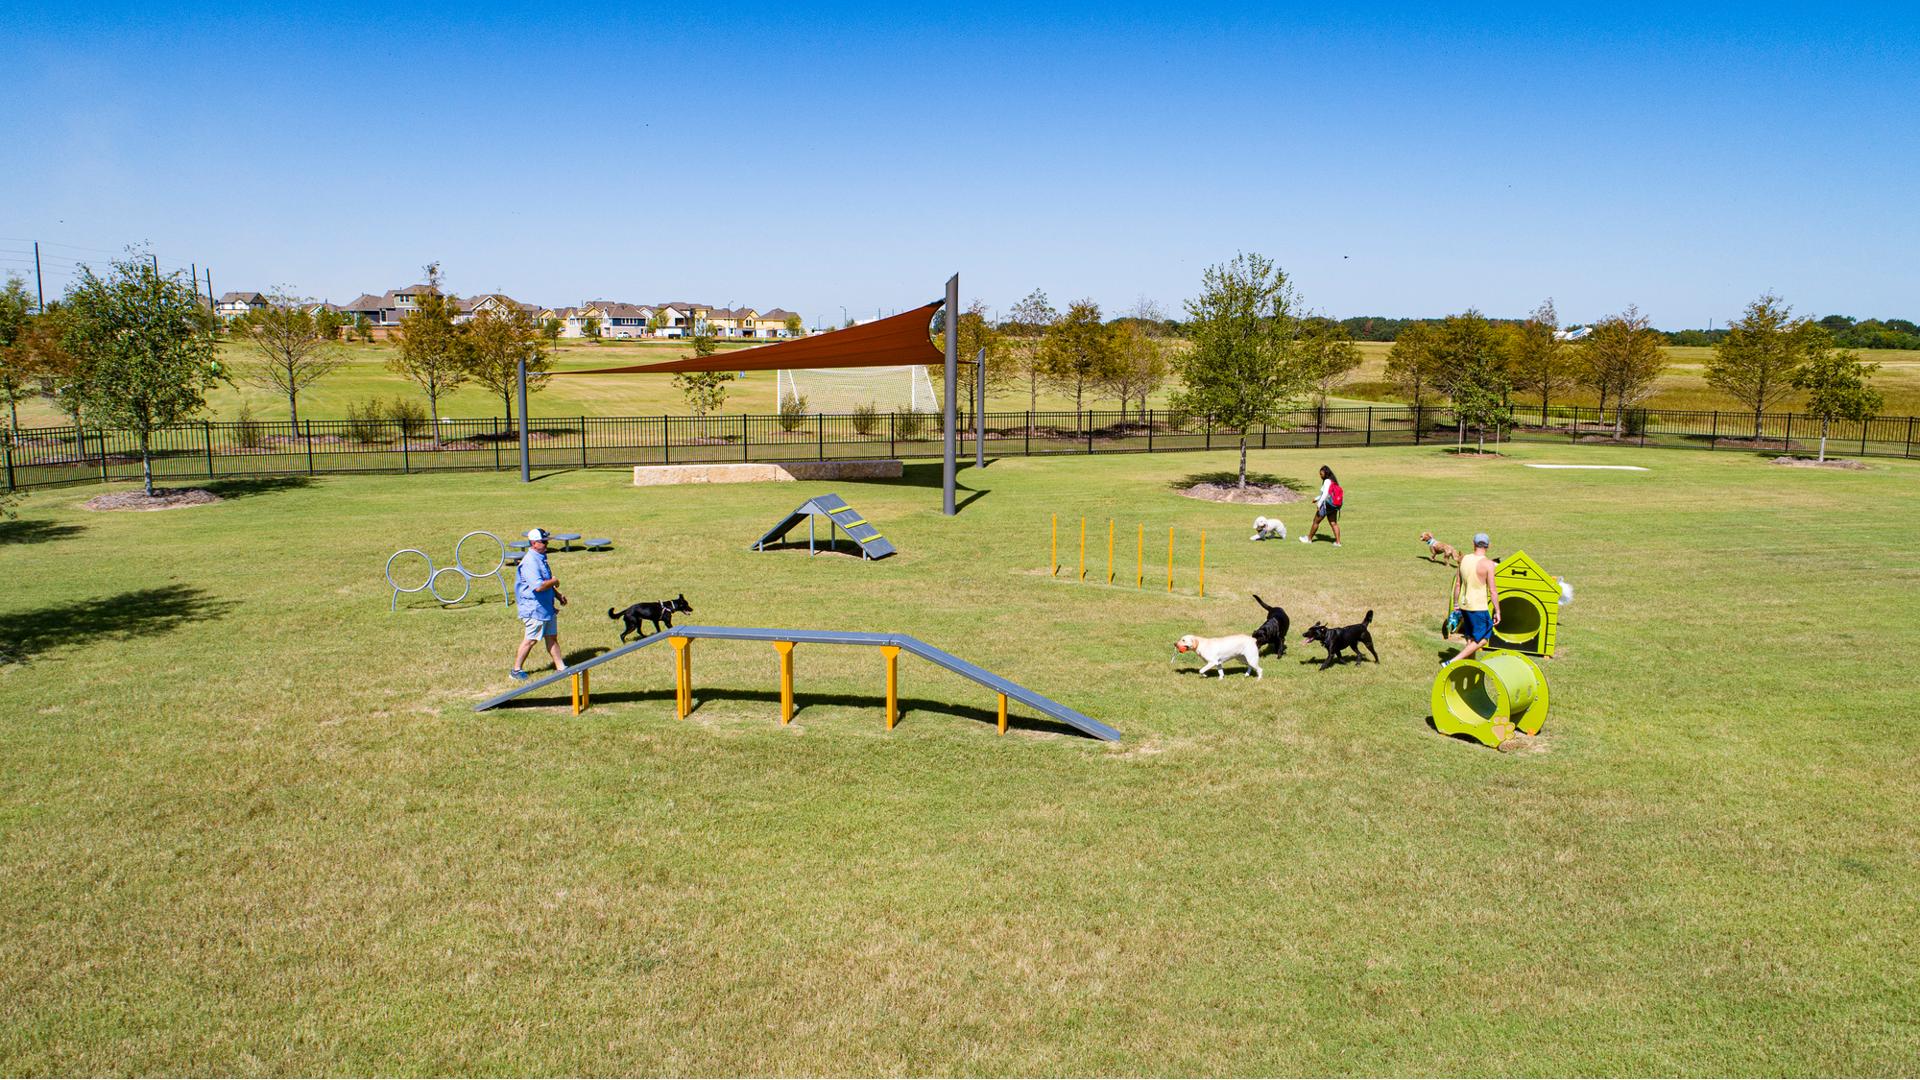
[522,616,558,641]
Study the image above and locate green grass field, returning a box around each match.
[2,444,1916,1073]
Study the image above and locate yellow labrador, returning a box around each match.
[1174,633,1262,679]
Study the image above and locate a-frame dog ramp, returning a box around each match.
[472,625,1120,741]
[751,492,894,559]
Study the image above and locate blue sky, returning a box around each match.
[4,2,1916,327]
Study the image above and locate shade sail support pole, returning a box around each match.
[974,346,986,468]
[517,357,531,483]
[943,273,958,516]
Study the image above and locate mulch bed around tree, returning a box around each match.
[1177,482,1305,504]
[1772,456,1867,470]
[82,489,224,512]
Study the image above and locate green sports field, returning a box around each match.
[2,444,1916,1074]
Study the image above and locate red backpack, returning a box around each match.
[1329,481,1344,507]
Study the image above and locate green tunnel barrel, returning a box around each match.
[1430,650,1550,747]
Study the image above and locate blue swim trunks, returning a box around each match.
[1458,609,1493,643]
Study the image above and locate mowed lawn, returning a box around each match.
[1,444,1915,1074]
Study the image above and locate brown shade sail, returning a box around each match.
[560,299,946,375]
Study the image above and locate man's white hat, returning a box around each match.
[527,528,550,542]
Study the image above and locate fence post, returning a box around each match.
[97,429,108,483]
[1366,407,1373,447]
[745,414,752,462]
[1861,417,1870,458]
[663,415,671,465]
[1147,409,1154,453]
[203,421,215,478]
[494,417,502,471]
[1640,410,1648,448]
[1314,407,1322,449]
[1024,412,1030,456]
[1710,410,1718,449]
[1784,413,1794,452]
[1414,405,1422,445]
[890,412,896,458]
[399,421,407,474]
[1907,417,1915,459]
[581,416,588,468]
[1205,416,1212,451]
[307,421,316,475]
[3,432,12,492]
[1087,411,1094,454]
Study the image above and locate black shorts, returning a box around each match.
[1321,501,1340,522]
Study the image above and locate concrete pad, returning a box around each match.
[633,460,904,486]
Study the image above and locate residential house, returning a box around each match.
[214,291,269,321]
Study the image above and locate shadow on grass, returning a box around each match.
[0,584,234,666]
[498,685,1093,738]
[1169,470,1305,492]
[873,462,990,509]
[202,475,314,499]
[752,538,872,559]
[0,519,86,545]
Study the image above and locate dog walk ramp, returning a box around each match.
[751,492,894,559]
[471,624,1118,741]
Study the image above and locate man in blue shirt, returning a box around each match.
[511,528,568,680]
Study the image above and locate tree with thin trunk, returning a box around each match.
[1791,346,1882,461]
[462,304,553,435]
[0,275,36,434]
[60,254,218,496]
[1299,318,1362,412]
[386,264,467,430]
[673,371,734,415]
[1004,288,1057,411]
[1038,299,1118,413]
[232,290,344,427]
[783,313,804,338]
[1385,322,1441,411]
[1423,311,1506,448]
[1709,294,1821,441]
[24,304,82,427]
[1506,298,1573,421]
[1170,252,1315,489]
[1104,319,1169,419]
[1583,305,1668,437]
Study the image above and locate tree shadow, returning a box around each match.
[873,462,991,507]
[0,584,235,666]
[1169,470,1305,492]
[202,475,314,500]
[0,520,87,545]
[499,685,1092,738]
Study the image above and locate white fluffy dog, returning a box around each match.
[1250,515,1287,541]
[1174,633,1263,679]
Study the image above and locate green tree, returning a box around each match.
[231,292,344,426]
[60,255,219,495]
[1506,298,1573,419]
[935,298,1006,409]
[673,371,735,415]
[1384,322,1442,410]
[1449,359,1507,453]
[386,264,467,428]
[1582,306,1668,437]
[691,324,718,357]
[1709,294,1823,440]
[647,310,668,337]
[583,315,602,339]
[783,313,804,337]
[541,317,563,342]
[1423,311,1508,448]
[1038,298,1118,412]
[462,304,553,434]
[1170,252,1315,489]
[1299,319,1362,411]
[314,307,347,342]
[0,275,36,433]
[1005,288,1057,411]
[1104,304,1170,419]
[1791,347,1883,461]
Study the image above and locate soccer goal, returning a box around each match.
[776,366,939,415]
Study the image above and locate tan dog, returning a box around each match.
[1419,531,1462,566]
[1174,633,1262,679]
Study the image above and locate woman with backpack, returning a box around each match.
[1300,465,1344,547]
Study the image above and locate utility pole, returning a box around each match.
[150,254,160,275]
[206,269,214,305]
[32,242,43,311]
[190,263,198,302]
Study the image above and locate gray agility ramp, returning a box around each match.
[751,493,895,559]
[472,624,1118,741]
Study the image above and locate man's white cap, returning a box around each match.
[527,528,550,542]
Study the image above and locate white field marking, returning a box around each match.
[1522,464,1650,471]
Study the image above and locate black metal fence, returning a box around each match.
[5,404,1915,491]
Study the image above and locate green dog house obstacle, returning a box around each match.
[1429,549,1569,747]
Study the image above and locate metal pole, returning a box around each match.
[33,242,44,311]
[974,347,986,468]
[942,273,958,515]
[517,358,530,482]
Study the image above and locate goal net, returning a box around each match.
[777,366,938,415]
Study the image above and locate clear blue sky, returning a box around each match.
[4,1,1916,328]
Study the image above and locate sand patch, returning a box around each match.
[1772,456,1866,470]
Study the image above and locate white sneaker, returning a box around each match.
[1332,542,1342,548]
[1299,536,1311,544]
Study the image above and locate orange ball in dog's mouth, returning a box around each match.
[1175,644,1190,652]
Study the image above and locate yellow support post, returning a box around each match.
[1078,517,1086,580]
[1199,530,1206,597]
[998,692,1008,735]
[774,641,795,724]
[1107,519,1114,584]
[1167,526,1174,592]
[1136,523,1144,588]
[669,636,690,718]
[881,645,901,729]
[1050,514,1057,576]
[582,669,590,710]
[571,672,581,715]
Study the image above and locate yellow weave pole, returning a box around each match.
[1199,530,1206,597]
[571,672,581,715]
[998,692,1008,735]
[774,641,795,724]
[1136,523,1144,588]
[1106,519,1114,584]
[1050,514,1057,576]
[1078,517,1086,580]
[582,669,590,710]
[1166,526,1174,592]
[669,636,690,718]
[881,645,901,729]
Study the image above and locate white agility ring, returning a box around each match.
[455,530,511,605]
[385,549,434,611]
[429,565,472,605]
